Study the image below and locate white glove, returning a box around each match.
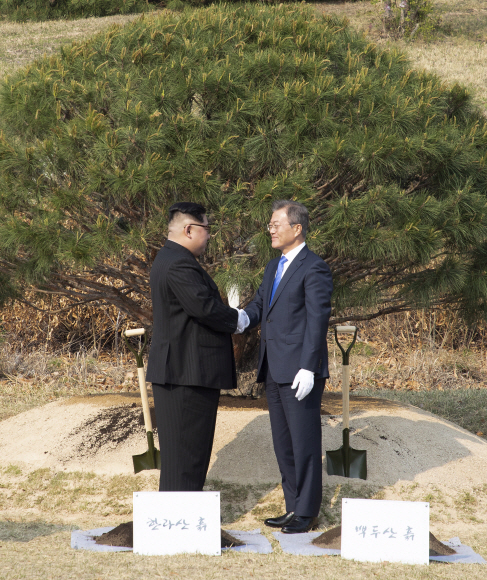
[227,285,239,308]
[291,369,314,401]
[234,309,250,334]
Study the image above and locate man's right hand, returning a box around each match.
[234,309,250,334]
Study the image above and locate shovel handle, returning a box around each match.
[342,365,350,429]
[335,326,357,429]
[124,328,146,337]
[123,328,147,368]
[137,366,153,434]
[123,328,152,434]
[334,326,358,365]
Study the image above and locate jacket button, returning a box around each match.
[267,319,271,323]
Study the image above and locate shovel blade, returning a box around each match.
[326,446,367,479]
[133,449,161,474]
[133,431,161,474]
[326,428,367,479]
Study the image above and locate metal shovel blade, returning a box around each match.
[326,428,367,479]
[133,430,161,474]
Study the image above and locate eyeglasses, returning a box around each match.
[185,223,212,232]
[266,222,296,232]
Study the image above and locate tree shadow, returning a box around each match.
[0,520,78,542]
[206,405,487,523]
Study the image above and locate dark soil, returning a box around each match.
[95,522,133,547]
[312,526,457,556]
[221,529,244,548]
[429,532,457,556]
[312,524,341,549]
[218,393,407,415]
[94,522,244,548]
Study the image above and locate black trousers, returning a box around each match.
[265,365,325,517]
[152,383,220,492]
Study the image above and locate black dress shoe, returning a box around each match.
[264,511,295,528]
[281,515,319,534]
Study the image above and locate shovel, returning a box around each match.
[123,328,161,474]
[326,325,367,479]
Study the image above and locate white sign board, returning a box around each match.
[341,498,429,565]
[133,491,221,556]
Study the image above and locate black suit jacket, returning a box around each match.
[146,240,238,389]
[245,245,333,384]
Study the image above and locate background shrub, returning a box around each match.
[0,4,487,329]
[0,0,158,22]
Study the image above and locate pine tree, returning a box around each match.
[1,3,487,327]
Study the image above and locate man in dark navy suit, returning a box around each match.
[146,202,248,492]
[245,200,333,533]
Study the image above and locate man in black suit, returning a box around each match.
[146,202,249,492]
[245,200,333,533]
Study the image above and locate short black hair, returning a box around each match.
[168,202,206,224]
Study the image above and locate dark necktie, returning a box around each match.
[269,255,287,305]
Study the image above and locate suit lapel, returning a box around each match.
[268,246,308,312]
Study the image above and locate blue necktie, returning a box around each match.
[269,255,287,305]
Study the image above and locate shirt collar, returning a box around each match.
[282,241,306,265]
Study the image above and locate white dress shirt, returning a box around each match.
[278,241,306,278]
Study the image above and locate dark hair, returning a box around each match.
[271,200,309,237]
[168,202,206,224]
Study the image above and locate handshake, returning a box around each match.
[229,287,250,335]
[228,286,314,401]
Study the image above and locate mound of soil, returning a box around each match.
[429,532,456,556]
[95,522,133,547]
[311,526,456,556]
[312,524,341,549]
[94,522,244,548]
[220,529,244,548]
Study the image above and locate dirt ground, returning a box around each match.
[1,392,486,567]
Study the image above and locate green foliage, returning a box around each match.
[373,0,439,39]
[0,0,157,22]
[0,3,487,325]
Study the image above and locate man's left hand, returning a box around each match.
[291,369,314,401]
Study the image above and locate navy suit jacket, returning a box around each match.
[245,245,333,384]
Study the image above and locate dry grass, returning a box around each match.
[0,521,485,580]
[0,13,143,79]
[404,40,487,112]
[319,0,487,112]
[1,463,486,580]
[0,340,141,421]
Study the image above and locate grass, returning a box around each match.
[0,523,486,580]
[319,1,487,112]
[0,520,78,542]
[0,340,140,421]
[1,467,485,579]
[354,388,487,438]
[205,480,276,524]
[0,466,159,517]
[0,13,141,79]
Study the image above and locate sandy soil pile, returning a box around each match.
[0,393,487,493]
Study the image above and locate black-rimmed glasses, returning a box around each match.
[185,223,212,232]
